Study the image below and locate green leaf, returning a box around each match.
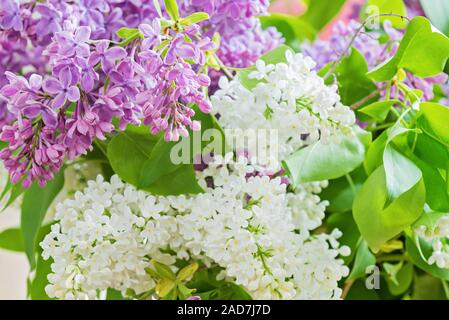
[348,239,376,280]
[346,280,380,300]
[156,278,176,298]
[334,47,378,106]
[383,143,422,202]
[358,100,401,122]
[412,157,449,212]
[301,0,346,32]
[327,212,360,264]
[152,260,176,280]
[283,127,371,185]
[21,170,64,269]
[412,274,448,299]
[367,17,449,81]
[180,12,209,25]
[107,125,158,186]
[28,256,54,300]
[321,167,366,213]
[187,268,252,300]
[238,45,294,90]
[406,236,449,281]
[384,262,413,296]
[361,0,407,29]
[164,0,180,21]
[420,0,449,36]
[116,27,140,39]
[260,14,316,49]
[0,228,24,252]
[418,102,449,148]
[139,138,182,187]
[412,133,449,170]
[144,164,203,196]
[106,289,124,300]
[353,165,425,252]
[177,262,199,282]
[364,131,388,175]
[1,180,25,212]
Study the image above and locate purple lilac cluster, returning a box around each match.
[0,0,280,134]
[178,0,282,68]
[0,3,213,187]
[302,19,448,102]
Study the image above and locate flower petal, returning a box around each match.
[66,86,80,102]
[43,78,62,94]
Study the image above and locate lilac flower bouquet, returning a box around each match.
[1,0,449,302]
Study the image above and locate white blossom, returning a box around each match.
[41,156,349,300]
[415,214,449,269]
[212,51,356,170]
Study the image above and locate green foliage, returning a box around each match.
[300,0,346,32]
[21,170,65,269]
[368,17,449,81]
[353,166,425,252]
[418,102,449,147]
[348,239,376,280]
[419,0,449,36]
[180,12,209,26]
[406,236,449,281]
[260,0,346,47]
[358,100,401,122]
[260,14,315,49]
[0,228,24,252]
[187,268,252,300]
[283,127,371,186]
[333,47,378,106]
[163,0,180,21]
[384,262,413,296]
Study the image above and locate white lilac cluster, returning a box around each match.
[415,215,449,269]
[211,50,356,169]
[41,155,349,300]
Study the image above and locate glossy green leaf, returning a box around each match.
[283,127,371,185]
[385,262,413,296]
[420,0,449,36]
[116,27,140,40]
[21,170,64,269]
[418,102,449,148]
[348,239,376,280]
[334,47,378,106]
[353,166,425,252]
[412,274,448,299]
[383,143,422,202]
[107,126,158,186]
[367,17,449,81]
[180,12,209,25]
[28,256,54,300]
[260,13,316,48]
[164,0,180,21]
[358,100,401,122]
[301,0,346,32]
[406,236,449,281]
[0,228,24,252]
[412,133,449,170]
[412,157,449,212]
